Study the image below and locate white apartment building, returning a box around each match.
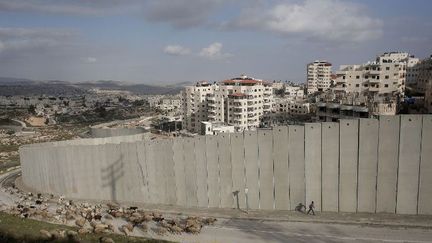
[307,60,332,94]
[284,85,305,100]
[182,81,215,133]
[333,53,408,97]
[409,55,432,95]
[182,75,274,133]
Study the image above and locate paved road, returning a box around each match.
[164,218,432,243]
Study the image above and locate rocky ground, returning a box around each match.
[0,174,216,242]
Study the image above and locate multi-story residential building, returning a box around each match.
[182,75,274,133]
[408,55,432,95]
[334,52,409,97]
[284,85,305,100]
[307,60,332,94]
[182,81,215,133]
[275,98,310,115]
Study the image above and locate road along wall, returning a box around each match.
[19,115,432,214]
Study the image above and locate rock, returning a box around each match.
[124,223,134,232]
[39,229,52,240]
[109,211,123,218]
[107,223,115,232]
[119,224,133,236]
[169,225,183,234]
[49,229,65,240]
[203,217,217,225]
[66,230,79,241]
[75,218,86,227]
[142,213,153,222]
[185,224,201,234]
[153,226,168,236]
[106,202,119,210]
[90,220,98,228]
[138,223,147,232]
[93,223,108,234]
[78,228,90,234]
[94,213,102,221]
[99,236,115,243]
[104,214,113,220]
[65,212,76,220]
[152,212,164,222]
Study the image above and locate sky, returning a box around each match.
[0,0,431,84]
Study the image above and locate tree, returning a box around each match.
[28,105,36,115]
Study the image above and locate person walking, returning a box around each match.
[307,201,315,215]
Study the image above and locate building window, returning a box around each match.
[384,84,389,88]
[385,75,389,79]
[386,67,390,70]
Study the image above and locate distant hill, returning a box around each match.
[0,77,186,96]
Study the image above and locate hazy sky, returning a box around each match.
[0,0,431,84]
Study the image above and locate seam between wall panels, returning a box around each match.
[338,122,341,213]
[416,117,424,215]
[356,120,360,213]
[395,116,401,214]
[217,137,221,208]
[375,119,381,214]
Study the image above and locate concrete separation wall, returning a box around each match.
[19,115,432,215]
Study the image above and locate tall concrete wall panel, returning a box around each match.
[273,126,290,210]
[357,119,379,213]
[258,130,274,210]
[288,125,305,210]
[217,134,234,208]
[376,116,400,213]
[145,141,159,204]
[230,133,246,209]
[418,115,432,215]
[321,123,339,212]
[244,131,260,209]
[184,138,198,207]
[397,115,422,214]
[206,136,220,208]
[173,138,186,206]
[163,140,177,205]
[135,141,150,203]
[194,136,209,208]
[339,119,358,212]
[305,123,322,211]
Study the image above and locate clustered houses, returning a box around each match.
[182,75,274,133]
[409,56,432,94]
[315,52,420,121]
[414,56,432,112]
[307,60,332,94]
[334,52,411,97]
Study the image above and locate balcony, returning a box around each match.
[369,86,380,92]
[368,79,380,84]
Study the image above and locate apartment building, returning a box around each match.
[409,56,432,94]
[284,85,305,100]
[275,98,310,115]
[182,81,216,133]
[307,60,332,94]
[182,75,274,133]
[334,53,409,97]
